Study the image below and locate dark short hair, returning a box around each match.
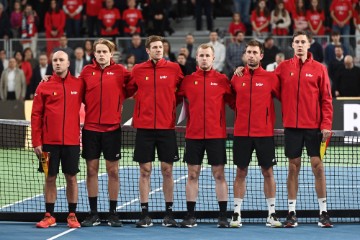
[292,30,312,42]
[245,39,264,54]
[145,35,163,49]
[334,45,343,51]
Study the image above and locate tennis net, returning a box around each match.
[0,119,359,223]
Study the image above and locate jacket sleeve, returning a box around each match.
[0,71,5,100]
[176,76,186,105]
[122,66,133,98]
[20,70,26,98]
[271,73,281,100]
[319,65,333,130]
[31,84,45,147]
[125,67,138,98]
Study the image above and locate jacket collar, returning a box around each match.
[50,70,70,82]
[292,52,313,65]
[91,58,115,70]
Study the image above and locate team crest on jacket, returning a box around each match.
[290,72,294,76]
[145,76,149,80]
[242,82,246,87]
[92,72,95,75]
[194,81,198,85]
[53,92,57,96]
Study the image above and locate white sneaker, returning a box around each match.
[230,212,242,228]
[266,213,282,228]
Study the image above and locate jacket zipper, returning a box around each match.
[62,80,66,145]
[98,69,104,124]
[203,71,206,138]
[296,61,303,128]
[153,63,156,129]
[248,70,254,136]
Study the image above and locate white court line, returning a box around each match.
[47,228,77,240]
[46,166,200,239]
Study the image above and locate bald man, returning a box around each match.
[31,51,84,228]
[334,55,360,97]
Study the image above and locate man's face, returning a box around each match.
[235,32,244,43]
[245,45,263,68]
[106,0,114,8]
[196,47,214,71]
[209,32,218,42]
[292,35,310,57]
[146,41,163,61]
[52,51,70,75]
[8,58,16,69]
[94,44,113,66]
[75,49,84,60]
[59,37,67,47]
[186,35,194,44]
[132,36,141,47]
[334,47,343,58]
[39,55,48,67]
[177,55,186,65]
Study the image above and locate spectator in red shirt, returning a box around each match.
[21,4,38,57]
[63,0,83,37]
[84,0,103,37]
[98,0,121,38]
[122,0,143,37]
[306,0,325,36]
[10,1,22,38]
[293,0,308,32]
[251,0,270,41]
[228,12,246,43]
[330,0,352,47]
[45,0,66,57]
[283,0,296,16]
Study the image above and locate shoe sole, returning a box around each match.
[36,223,56,228]
[136,223,153,228]
[284,223,298,228]
[230,224,242,228]
[180,224,197,228]
[318,222,333,228]
[108,222,123,227]
[68,224,81,228]
[266,222,283,228]
[81,221,101,227]
[162,223,178,227]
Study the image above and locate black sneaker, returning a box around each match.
[180,213,197,228]
[81,212,101,227]
[318,211,333,228]
[107,212,123,227]
[283,211,298,228]
[136,214,153,228]
[217,213,229,228]
[230,212,242,228]
[162,214,178,227]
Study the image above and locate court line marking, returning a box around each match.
[47,228,77,240]
[46,166,202,239]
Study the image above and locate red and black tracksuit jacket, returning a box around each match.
[275,53,333,130]
[177,68,232,139]
[127,58,184,129]
[80,59,131,131]
[31,71,84,147]
[231,66,280,137]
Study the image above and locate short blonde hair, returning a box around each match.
[93,38,116,53]
[196,43,214,55]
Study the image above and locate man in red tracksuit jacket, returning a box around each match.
[31,51,84,229]
[275,31,333,228]
[177,43,232,228]
[80,38,131,228]
[230,40,282,228]
[126,35,184,228]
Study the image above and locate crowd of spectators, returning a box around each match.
[0,0,360,100]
